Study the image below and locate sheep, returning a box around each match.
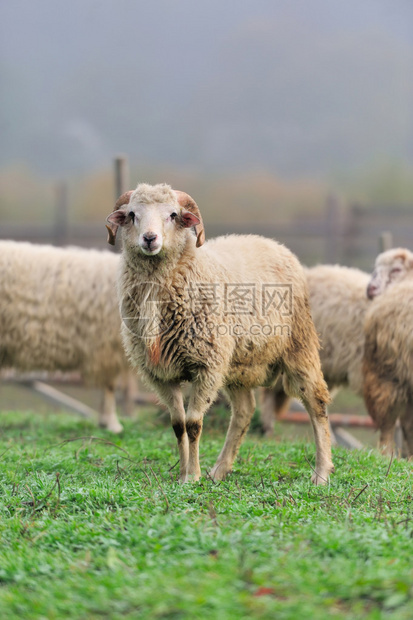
[366,247,413,299]
[106,183,334,484]
[0,240,130,433]
[262,249,413,450]
[363,248,413,455]
[261,265,371,435]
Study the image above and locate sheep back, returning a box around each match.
[306,264,370,395]
[0,241,127,387]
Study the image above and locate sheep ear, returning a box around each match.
[105,210,128,245]
[394,249,413,269]
[106,190,134,245]
[181,210,200,228]
[174,190,205,247]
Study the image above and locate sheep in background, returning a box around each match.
[261,265,370,435]
[366,247,413,299]
[262,249,413,449]
[106,183,333,485]
[0,240,130,433]
[363,248,413,454]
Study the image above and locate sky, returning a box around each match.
[1,0,412,177]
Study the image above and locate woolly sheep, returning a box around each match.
[106,183,333,484]
[363,248,413,454]
[0,240,129,433]
[261,264,370,435]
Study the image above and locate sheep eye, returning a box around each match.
[129,211,135,222]
[170,212,178,220]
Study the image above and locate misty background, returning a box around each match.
[1,0,413,253]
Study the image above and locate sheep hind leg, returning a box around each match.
[363,371,402,457]
[260,382,290,437]
[260,388,277,436]
[284,372,333,485]
[377,399,407,457]
[99,386,123,434]
[303,392,334,485]
[154,382,188,482]
[400,398,413,457]
[210,387,255,481]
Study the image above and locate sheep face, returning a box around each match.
[108,201,200,257]
[367,248,413,299]
[106,183,204,257]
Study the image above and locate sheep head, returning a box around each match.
[367,248,413,299]
[106,183,205,256]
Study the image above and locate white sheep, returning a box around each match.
[262,249,413,449]
[363,248,413,454]
[261,264,370,434]
[0,240,129,433]
[106,183,334,484]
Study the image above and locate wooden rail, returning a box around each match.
[277,411,374,428]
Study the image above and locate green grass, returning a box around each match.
[0,411,413,619]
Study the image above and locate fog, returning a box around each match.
[1,0,412,176]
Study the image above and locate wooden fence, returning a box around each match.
[2,187,412,269]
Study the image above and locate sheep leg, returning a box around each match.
[306,403,333,484]
[282,355,333,484]
[400,399,413,457]
[297,384,333,485]
[302,388,334,484]
[260,387,276,436]
[363,372,402,456]
[377,402,404,456]
[185,377,223,482]
[99,386,123,434]
[154,382,189,482]
[210,387,256,481]
[260,383,291,436]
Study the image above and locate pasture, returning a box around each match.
[0,409,412,619]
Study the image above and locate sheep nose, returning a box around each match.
[143,232,157,245]
[366,283,377,299]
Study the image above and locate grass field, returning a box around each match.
[0,410,413,619]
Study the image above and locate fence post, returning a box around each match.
[379,231,393,252]
[324,193,341,263]
[54,182,68,246]
[114,155,129,201]
[111,156,130,253]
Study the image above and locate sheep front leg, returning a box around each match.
[210,387,255,481]
[99,386,123,434]
[154,382,188,482]
[186,376,223,481]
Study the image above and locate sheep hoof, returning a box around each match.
[209,463,231,481]
[311,473,327,486]
[311,464,333,486]
[186,472,201,482]
[100,421,124,434]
